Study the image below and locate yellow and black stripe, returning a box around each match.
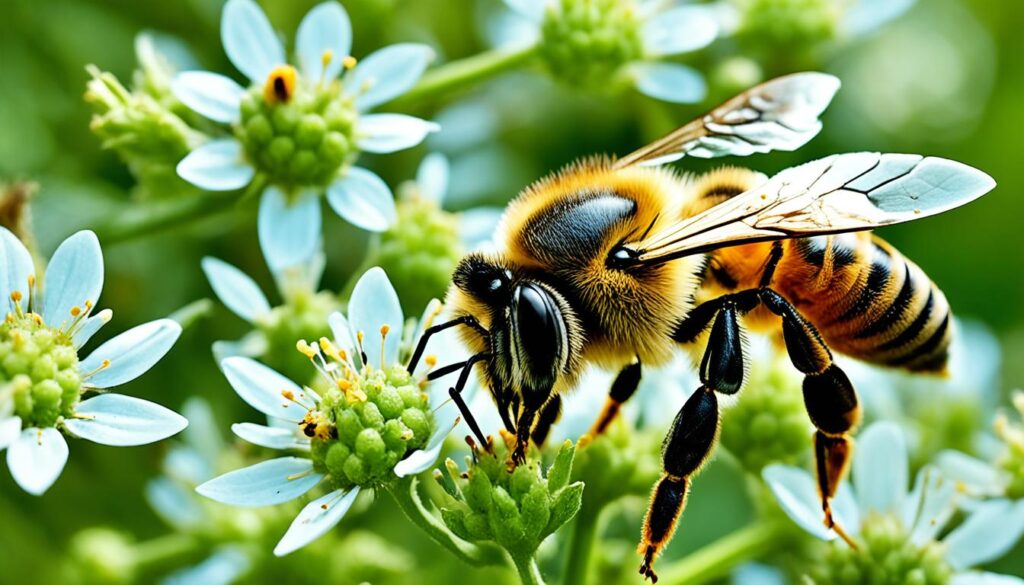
[779,233,952,373]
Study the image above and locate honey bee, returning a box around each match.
[406,72,996,581]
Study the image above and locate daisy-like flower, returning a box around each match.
[196,267,471,556]
[763,422,1024,585]
[172,0,437,272]
[0,228,185,495]
[202,229,338,381]
[493,0,720,103]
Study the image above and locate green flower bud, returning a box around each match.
[737,0,839,48]
[539,0,644,88]
[573,421,661,507]
[254,290,339,383]
[436,437,584,560]
[720,357,812,474]
[68,528,136,585]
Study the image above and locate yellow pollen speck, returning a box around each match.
[357,331,365,344]
[282,389,295,401]
[70,306,81,317]
[101,359,111,368]
[263,64,297,105]
[337,379,351,390]
[342,55,357,69]
[321,49,334,69]
[425,355,438,367]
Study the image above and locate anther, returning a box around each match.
[425,355,438,368]
[342,55,357,70]
[70,306,81,317]
[296,339,318,359]
[263,64,297,105]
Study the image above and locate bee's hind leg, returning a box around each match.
[759,288,861,548]
[581,360,642,444]
[640,300,749,582]
[529,394,563,448]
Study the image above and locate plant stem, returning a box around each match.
[92,191,239,245]
[562,501,601,585]
[131,532,200,573]
[657,521,791,585]
[393,43,539,105]
[511,553,546,585]
[388,476,505,567]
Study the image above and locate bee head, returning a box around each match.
[452,253,514,306]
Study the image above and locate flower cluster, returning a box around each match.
[0,228,185,495]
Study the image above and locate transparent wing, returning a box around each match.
[613,72,841,169]
[619,152,995,266]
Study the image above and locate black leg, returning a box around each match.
[585,360,642,439]
[639,304,745,582]
[759,288,860,547]
[530,394,562,447]
[407,315,488,373]
[443,352,491,450]
[511,406,537,466]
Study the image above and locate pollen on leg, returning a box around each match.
[263,64,298,105]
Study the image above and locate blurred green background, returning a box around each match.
[1,0,1021,582]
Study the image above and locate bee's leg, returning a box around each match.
[530,394,563,447]
[759,288,861,547]
[407,315,488,373]
[584,360,642,440]
[441,352,492,450]
[511,406,539,466]
[640,302,745,582]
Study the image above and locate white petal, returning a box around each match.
[146,477,205,529]
[347,43,434,111]
[177,139,255,191]
[394,425,450,478]
[202,257,271,323]
[327,311,357,365]
[0,227,35,315]
[357,114,439,153]
[944,499,1024,570]
[416,152,449,204]
[903,467,957,546]
[952,573,1024,585]
[7,427,68,495]
[731,563,788,585]
[326,167,397,232]
[81,319,182,388]
[41,230,104,327]
[258,187,322,273]
[642,5,719,57]
[296,2,352,81]
[935,450,1008,497]
[73,309,112,349]
[0,417,21,450]
[504,0,547,22]
[165,445,214,485]
[221,357,306,423]
[458,207,504,250]
[64,394,187,446]
[171,71,244,123]
[196,456,322,506]
[843,0,916,37]
[163,547,251,585]
[220,0,285,83]
[632,62,707,104]
[274,488,359,556]
[762,464,837,541]
[853,421,907,516]
[182,397,224,464]
[348,267,403,368]
[232,422,309,451]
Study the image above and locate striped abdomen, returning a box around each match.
[775,233,952,373]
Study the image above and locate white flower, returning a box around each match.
[172,0,438,272]
[0,228,185,495]
[195,268,472,556]
[492,0,720,103]
[763,422,1024,584]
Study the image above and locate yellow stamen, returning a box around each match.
[263,64,297,105]
[70,306,81,317]
[342,55,357,69]
[425,355,437,368]
[337,379,351,391]
[282,390,295,401]
[10,291,22,303]
[296,339,317,359]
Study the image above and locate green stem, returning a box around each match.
[511,553,546,585]
[393,43,539,106]
[388,476,505,567]
[92,191,238,245]
[562,501,601,585]
[657,521,791,585]
[130,532,201,573]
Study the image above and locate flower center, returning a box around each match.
[0,292,90,429]
[810,513,952,585]
[235,67,358,190]
[299,335,434,491]
[539,0,644,88]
